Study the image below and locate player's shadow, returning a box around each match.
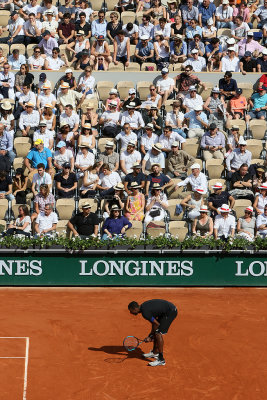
[88,345,145,363]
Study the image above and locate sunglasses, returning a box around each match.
[35,50,41,53]
[64,166,71,169]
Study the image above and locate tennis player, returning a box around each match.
[128,299,177,367]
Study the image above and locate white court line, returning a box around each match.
[0,337,30,400]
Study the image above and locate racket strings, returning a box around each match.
[123,336,139,351]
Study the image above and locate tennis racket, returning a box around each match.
[123,336,145,352]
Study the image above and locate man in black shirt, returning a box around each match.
[208,181,235,218]
[145,164,173,196]
[67,201,98,238]
[75,12,91,39]
[124,162,146,195]
[230,163,254,202]
[219,71,238,100]
[239,51,257,75]
[128,299,177,367]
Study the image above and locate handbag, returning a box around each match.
[149,209,161,218]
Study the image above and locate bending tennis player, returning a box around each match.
[128,299,177,367]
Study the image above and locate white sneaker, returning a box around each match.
[148,359,166,367]
[142,351,159,359]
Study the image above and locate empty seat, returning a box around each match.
[166,178,184,199]
[125,220,143,238]
[169,221,188,241]
[0,199,8,220]
[0,43,9,57]
[0,11,10,28]
[121,11,136,24]
[246,139,263,159]
[78,198,98,213]
[146,220,166,237]
[125,62,140,72]
[13,157,28,175]
[117,81,135,99]
[108,62,124,71]
[137,81,152,100]
[206,159,224,179]
[97,137,115,153]
[96,81,114,102]
[217,28,231,37]
[56,199,75,220]
[197,82,214,102]
[56,220,69,237]
[182,142,199,158]
[249,120,266,140]
[136,11,144,25]
[234,199,252,219]
[172,63,183,72]
[14,137,32,158]
[89,0,104,10]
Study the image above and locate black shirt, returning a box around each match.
[0,175,12,191]
[140,299,176,323]
[208,191,230,209]
[257,57,267,73]
[240,57,257,72]
[124,171,146,186]
[75,21,91,36]
[69,211,98,236]
[219,78,238,93]
[147,173,170,191]
[123,97,142,110]
[231,171,252,190]
[107,21,122,38]
[54,172,77,189]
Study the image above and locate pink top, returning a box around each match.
[106,97,120,111]
[233,6,250,23]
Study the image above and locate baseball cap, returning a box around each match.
[62,162,71,168]
[10,11,17,17]
[39,73,46,81]
[140,34,149,40]
[194,105,202,111]
[171,141,179,147]
[65,68,73,74]
[161,67,169,74]
[34,139,44,145]
[129,88,136,94]
[39,121,47,127]
[247,32,254,37]
[259,86,267,91]
[236,88,243,94]
[57,141,66,148]
[191,49,198,54]
[189,85,197,91]
[226,38,235,44]
[97,35,104,39]
[262,48,267,55]
[105,141,114,148]
[244,51,252,57]
[191,163,200,169]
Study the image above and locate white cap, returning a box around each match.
[262,48,267,55]
[247,31,254,36]
[109,88,118,94]
[189,85,197,91]
[140,34,149,40]
[226,38,235,44]
[191,163,200,170]
[218,204,231,213]
[222,0,229,4]
[162,67,169,73]
[171,141,179,147]
[228,46,235,51]
[128,88,136,94]
[65,68,73,74]
[191,49,199,54]
[194,105,202,111]
[238,137,247,145]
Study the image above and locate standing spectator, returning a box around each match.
[214,204,235,240]
[113,30,130,67]
[35,204,58,238]
[68,202,98,238]
[156,68,174,105]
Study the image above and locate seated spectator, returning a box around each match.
[4,205,31,238]
[37,83,56,114]
[192,204,213,237]
[170,34,187,64]
[245,86,267,122]
[59,0,76,20]
[0,12,24,45]
[41,10,59,38]
[252,166,266,192]
[185,18,202,39]
[216,0,234,29]
[154,32,170,69]
[17,102,40,138]
[60,104,79,135]
[226,125,240,155]
[106,12,122,43]
[122,22,139,45]
[54,162,77,198]
[44,47,67,71]
[236,205,255,241]
[142,143,165,173]
[145,162,173,195]
[35,204,58,238]
[115,123,137,152]
[226,138,252,178]
[138,15,154,41]
[166,100,186,138]
[209,180,235,215]
[198,0,216,28]
[23,13,42,46]
[229,163,254,202]
[166,142,195,179]
[221,48,240,72]
[120,102,144,134]
[76,0,96,22]
[68,201,98,238]
[96,163,122,198]
[229,88,247,119]
[91,10,108,42]
[32,183,54,223]
[32,163,52,196]
[253,182,267,214]
[202,17,217,43]
[174,66,206,98]
[77,124,95,153]
[144,182,168,224]
[239,51,257,74]
[12,168,28,204]
[66,30,90,64]
[54,141,74,172]
[33,121,54,150]
[113,30,130,67]
[183,85,204,112]
[219,71,238,101]
[102,182,125,219]
[38,30,58,57]
[181,187,205,220]
[238,31,264,58]
[90,35,112,68]
[201,124,225,161]
[214,204,236,240]
[37,73,51,95]
[156,68,174,105]
[140,123,158,156]
[99,141,119,172]
[105,88,120,112]
[204,86,226,115]
[41,105,56,136]
[116,0,135,13]
[38,0,59,21]
[153,17,170,40]
[122,88,141,111]
[99,100,121,137]
[252,1,267,28]
[205,37,222,59]
[184,106,208,138]
[143,105,163,135]
[59,69,77,91]
[175,162,208,193]
[159,126,186,156]
[134,34,154,65]
[75,143,95,178]
[142,87,162,109]
[57,82,85,113]
[124,163,146,195]
[0,122,15,163]
[256,204,267,237]
[79,162,101,198]
[233,2,251,26]
[0,63,15,100]
[102,204,132,239]
[81,102,99,134]
[181,0,199,27]
[182,49,207,72]
[76,49,91,70]
[8,49,26,70]
[25,139,53,179]
[256,48,267,73]
[58,12,75,45]
[207,54,221,72]
[231,15,250,41]
[0,169,13,200]
[188,34,205,58]
[120,141,141,177]
[15,84,36,119]
[77,67,95,98]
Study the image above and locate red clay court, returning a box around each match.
[1,287,267,400]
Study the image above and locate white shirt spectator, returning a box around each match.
[24,19,42,36]
[226,148,252,171]
[120,111,144,129]
[141,133,158,152]
[214,214,236,237]
[32,171,52,192]
[17,90,36,106]
[8,54,26,70]
[41,5,58,17]
[156,77,175,92]
[120,149,141,172]
[115,131,137,152]
[78,75,95,91]
[159,132,186,149]
[166,111,184,127]
[33,129,53,149]
[122,23,138,37]
[256,213,267,235]
[37,92,56,109]
[177,171,208,192]
[42,19,58,34]
[36,211,58,233]
[215,5,233,19]
[101,110,120,127]
[60,112,79,130]
[28,55,45,69]
[99,171,121,188]
[54,148,74,167]
[7,17,24,36]
[0,71,15,100]
[221,55,240,72]
[143,150,165,170]
[231,22,250,38]
[75,151,95,169]
[45,56,65,71]
[183,56,206,72]
[19,110,40,130]
[152,23,171,39]
[183,94,204,111]
[138,22,154,39]
[22,3,39,16]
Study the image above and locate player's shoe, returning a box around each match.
[148,359,166,367]
[142,351,159,359]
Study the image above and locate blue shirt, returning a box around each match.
[198,3,216,25]
[91,19,107,37]
[147,173,170,191]
[136,41,154,57]
[26,147,52,169]
[257,57,267,73]
[218,78,238,93]
[251,93,267,110]
[102,216,132,235]
[184,110,208,129]
[170,41,187,56]
[0,130,13,152]
[205,43,222,55]
[185,25,203,39]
